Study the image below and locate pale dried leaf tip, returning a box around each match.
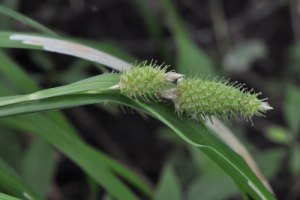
[110,83,120,89]
[157,88,178,101]
[258,102,273,112]
[165,72,184,82]
[9,34,131,71]
[23,192,34,200]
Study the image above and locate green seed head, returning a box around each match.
[111,60,272,124]
[173,76,272,123]
[118,61,183,101]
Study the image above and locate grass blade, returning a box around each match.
[0,50,39,93]
[0,192,23,200]
[0,156,44,200]
[207,117,273,193]
[0,114,140,200]
[154,165,181,200]
[134,0,172,62]
[0,5,57,36]
[186,173,236,200]
[0,50,80,138]
[0,32,131,72]
[159,0,216,76]
[20,139,56,198]
[0,73,276,200]
[139,101,275,200]
[0,113,153,199]
[0,55,153,198]
[0,0,20,30]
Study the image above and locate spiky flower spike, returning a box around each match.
[172,76,273,123]
[114,61,184,101]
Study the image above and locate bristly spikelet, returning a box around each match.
[173,76,272,123]
[118,61,183,101]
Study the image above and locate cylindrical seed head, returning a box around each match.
[172,77,272,123]
[118,61,184,101]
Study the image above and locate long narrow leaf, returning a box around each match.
[0,192,23,200]
[154,165,181,200]
[0,0,20,30]
[0,73,275,200]
[20,139,56,198]
[0,114,140,200]
[0,25,273,199]
[0,50,39,93]
[159,0,216,76]
[0,32,131,71]
[207,117,273,193]
[0,50,79,137]
[0,54,153,198]
[0,5,57,36]
[0,156,44,200]
[0,73,117,107]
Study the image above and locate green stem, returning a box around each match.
[0,95,30,107]
[0,87,115,107]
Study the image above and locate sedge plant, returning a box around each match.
[0,3,277,200]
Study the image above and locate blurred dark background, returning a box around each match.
[1,0,300,200]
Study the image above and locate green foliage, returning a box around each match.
[0,0,19,31]
[0,127,22,170]
[284,84,300,134]
[0,192,23,200]
[289,145,300,176]
[0,30,151,200]
[187,173,236,200]
[0,50,39,93]
[0,1,293,200]
[159,0,216,76]
[20,139,56,198]
[157,129,284,200]
[0,71,275,199]
[0,4,57,35]
[0,156,43,200]
[265,126,293,145]
[154,165,182,200]
[0,113,148,200]
[223,40,267,73]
